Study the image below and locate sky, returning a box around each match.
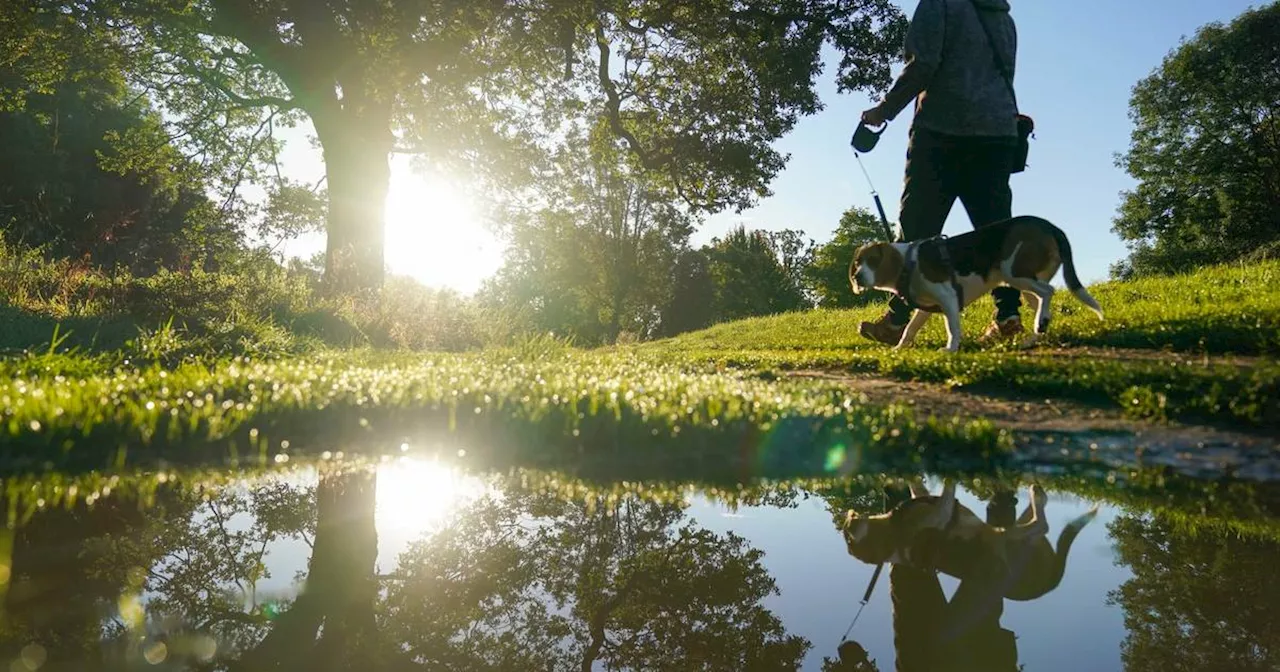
[276,0,1265,293]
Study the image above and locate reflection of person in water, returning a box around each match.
[836,484,1020,672]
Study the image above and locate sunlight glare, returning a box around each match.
[374,457,485,541]
[383,170,504,294]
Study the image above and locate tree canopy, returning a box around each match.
[49,0,907,292]
[805,206,885,308]
[0,4,241,272]
[1111,1,1280,278]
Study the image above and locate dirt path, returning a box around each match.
[788,369,1280,481]
[1024,345,1267,369]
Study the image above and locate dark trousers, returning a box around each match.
[889,489,1020,672]
[887,127,1022,325]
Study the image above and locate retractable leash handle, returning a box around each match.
[849,121,897,243]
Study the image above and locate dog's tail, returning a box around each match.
[1048,223,1104,320]
[1047,503,1100,593]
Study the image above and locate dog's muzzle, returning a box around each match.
[850,267,868,293]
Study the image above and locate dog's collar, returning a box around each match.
[895,237,963,313]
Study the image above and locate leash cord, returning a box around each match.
[841,601,869,642]
[852,151,896,242]
[840,562,886,642]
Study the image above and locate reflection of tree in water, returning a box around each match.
[1,471,809,670]
[383,481,809,670]
[0,491,179,667]
[1107,514,1280,672]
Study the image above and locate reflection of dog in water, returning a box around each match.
[840,478,1100,600]
[831,479,1101,671]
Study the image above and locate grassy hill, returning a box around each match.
[1,255,1277,474]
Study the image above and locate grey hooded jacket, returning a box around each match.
[879,0,1018,138]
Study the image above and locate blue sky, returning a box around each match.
[696,0,1266,285]
[277,0,1264,291]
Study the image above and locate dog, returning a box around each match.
[841,478,1100,601]
[849,215,1105,352]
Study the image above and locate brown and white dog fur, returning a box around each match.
[841,478,1101,601]
[849,215,1105,352]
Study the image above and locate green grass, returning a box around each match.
[639,260,1280,430]
[0,234,488,360]
[2,239,1277,476]
[651,258,1280,356]
[0,347,1009,473]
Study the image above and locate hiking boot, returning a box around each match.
[979,315,1025,344]
[859,313,907,346]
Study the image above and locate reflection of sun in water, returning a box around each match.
[374,457,486,543]
[383,169,504,294]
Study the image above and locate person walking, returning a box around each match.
[857,0,1026,345]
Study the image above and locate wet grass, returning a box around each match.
[1,259,1277,475]
[0,347,1008,473]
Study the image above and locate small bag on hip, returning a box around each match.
[1012,113,1034,173]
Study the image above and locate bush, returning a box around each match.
[0,233,486,358]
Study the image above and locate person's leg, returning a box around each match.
[954,137,1023,331]
[889,564,947,672]
[860,127,957,345]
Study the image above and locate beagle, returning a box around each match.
[849,215,1104,352]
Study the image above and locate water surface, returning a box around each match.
[0,456,1276,671]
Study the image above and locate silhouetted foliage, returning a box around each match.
[656,247,718,337]
[806,207,886,308]
[48,0,907,292]
[706,225,813,321]
[1111,2,1280,278]
[481,132,693,345]
[0,6,240,273]
[1107,514,1280,671]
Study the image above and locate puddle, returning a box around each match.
[0,457,1276,671]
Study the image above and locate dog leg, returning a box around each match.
[1008,484,1049,538]
[1004,277,1054,347]
[937,288,963,353]
[1017,492,1037,525]
[895,310,932,350]
[1030,281,1055,335]
[1021,290,1041,327]
[921,478,957,529]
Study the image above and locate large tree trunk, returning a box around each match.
[318,115,394,295]
[232,470,383,672]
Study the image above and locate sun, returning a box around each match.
[382,167,504,294]
[374,456,486,541]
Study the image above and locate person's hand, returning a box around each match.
[861,105,888,127]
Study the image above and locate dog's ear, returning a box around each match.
[871,245,903,287]
[843,510,869,543]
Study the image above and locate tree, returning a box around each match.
[805,206,885,308]
[706,225,812,321]
[75,0,907,292]
[1106,514,1280,671]
[768,228,818,304]
[1111,2,1280,278]
[656,247,717,337]
[383,481,810,670]
[482,130,693,345]
[0,5,241,272]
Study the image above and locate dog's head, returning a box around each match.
[849,242,904,294]
[841,510,891,565]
